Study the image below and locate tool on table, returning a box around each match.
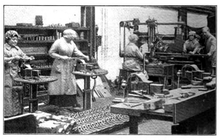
[177,70,182,88]
[173,92,196,100]
[129,90,153,100]
[123,102,143,108]
[121,80,127,98]
[180,92,195,98]
[181,85,205,89]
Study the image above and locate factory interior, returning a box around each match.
[3,5,217,135]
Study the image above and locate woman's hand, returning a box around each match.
[145,59,149,64]
[84,56,90,61]
[77,59,86,64]
[22,56,35,61]
[189,51,195,54]
[29,56,35,60]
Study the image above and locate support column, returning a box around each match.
[81,6,96,58]
[178,8,187,40]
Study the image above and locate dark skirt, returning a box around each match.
[49,95,78,107]
[4,74,22,117]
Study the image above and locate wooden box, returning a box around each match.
[145,64,174,76]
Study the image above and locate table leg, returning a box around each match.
[83,77,92,110]
[129,116,139,134]
[29,84,38,112]
[19,84,24,114]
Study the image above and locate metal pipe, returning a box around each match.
[143,53,146,73]
[123,25,126,63]
[119,23,122,57]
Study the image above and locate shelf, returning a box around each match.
[25,53,48,56]
[18,39,88,44]
[35,67,52,70]
[74,39,89,42]
[19,40,55,44]
[5,25,90,31]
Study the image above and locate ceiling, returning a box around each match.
[148,5,216,16]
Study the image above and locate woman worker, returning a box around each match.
[183,31,202,54]
[123,34,148,79]
[48,29,89,108]
[4,30,34,117]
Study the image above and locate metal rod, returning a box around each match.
[123,25,126,63]
[119,23,121,57]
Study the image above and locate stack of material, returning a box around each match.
[70,105,129,134]
[34,111,76,134]
[35,105,129,134]
[205,77,216,89]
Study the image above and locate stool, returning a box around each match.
[118,69,141,96]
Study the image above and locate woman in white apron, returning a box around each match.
[48,29,89,108]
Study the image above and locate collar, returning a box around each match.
[4,43,19,51]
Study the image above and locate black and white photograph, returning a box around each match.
[1,2,218,136]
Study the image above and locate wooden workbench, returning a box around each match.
[110,88,216,134]
[154,52,208,70]
[14,76,57,113]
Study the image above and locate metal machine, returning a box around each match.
[119,18,186,59]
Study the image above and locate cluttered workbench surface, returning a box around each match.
[110,87,215,134]
[111,87,215,119]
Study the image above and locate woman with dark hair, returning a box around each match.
[183,31,202,54]
[48,29,89,108]
[4,30,34,117]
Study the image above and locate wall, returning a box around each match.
[4,6,80,26]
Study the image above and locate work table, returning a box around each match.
[110,88,216,134]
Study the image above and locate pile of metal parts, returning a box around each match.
[70,105,129,134]
[36,105,129,134]
[34,111,77,134]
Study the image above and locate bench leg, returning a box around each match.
[129,116,139,134]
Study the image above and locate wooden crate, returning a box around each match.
[145,64,174,89]
[145,64,174,76]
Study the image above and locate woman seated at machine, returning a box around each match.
[183,31,203,54]
[122,34,149,79]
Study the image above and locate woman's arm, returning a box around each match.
[135,47,144,60]
[17,47,35,61]
[207,37,216,56]
[72,43,89,61]
[183,41,188,53]
[190,41,201,54]
[4,46,23,63]
[4,56,16,63]
[49,40,69,60]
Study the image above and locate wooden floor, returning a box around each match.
[75,89,174,135]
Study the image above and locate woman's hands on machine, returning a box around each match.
[145,59,149,64]
[84,55,90,61]
[13,55,35,61]
[59,55,90,62]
